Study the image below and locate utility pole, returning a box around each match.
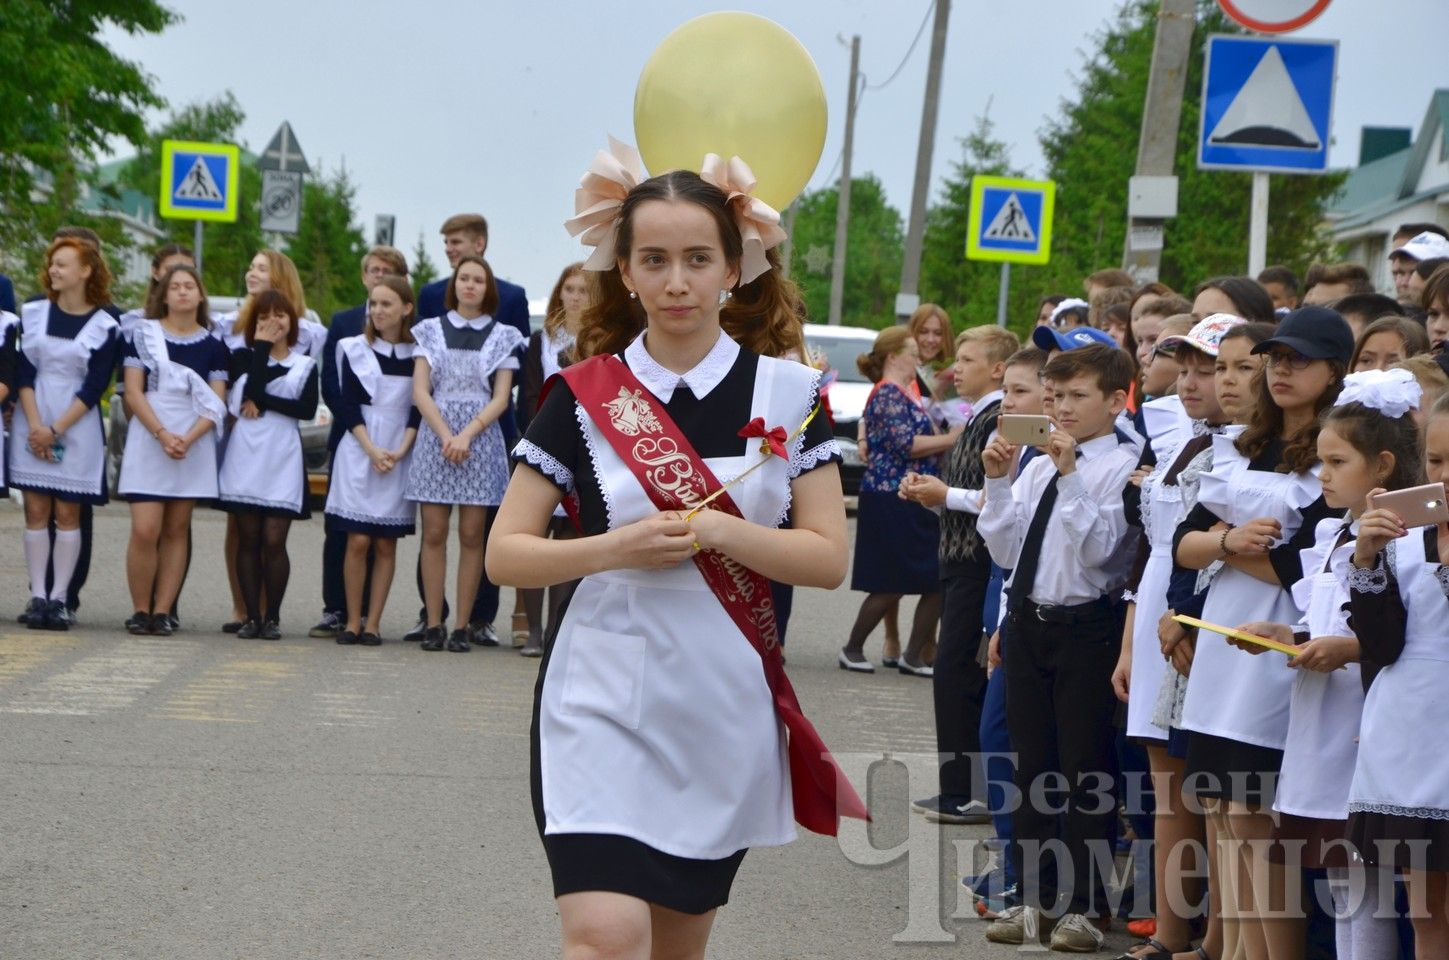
[897,0,951,319]
[780,201,797,279]
[828,34,860,327]
[1121,0,1194,282]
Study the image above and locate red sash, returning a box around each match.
[553,354,869,835]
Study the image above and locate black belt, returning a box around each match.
[1017,596,1120,625]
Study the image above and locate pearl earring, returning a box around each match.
[628,291,637,300]
[718,289,732,305]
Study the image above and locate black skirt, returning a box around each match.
[1183,731,1283,806]
[1349,810,1449,872]
[851,491,940,594]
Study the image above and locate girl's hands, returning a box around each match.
[986,630,1001,676]
[1224,517,1283,555]
[1354,490,1406,568]
[240,400,261,420]
[1111,653,1132,703]
[1288,635,1359,673]
[28,424,56,459]
[899,472,949,508]
[442,433,470,464]
[1230,620,1292,656]
[160,430,188,459]
[368,445,396,474]
[609,512,697,570]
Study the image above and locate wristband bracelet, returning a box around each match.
[1219,524,1237,558]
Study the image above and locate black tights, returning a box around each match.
[845,591,942,667]
[235,512,293,624]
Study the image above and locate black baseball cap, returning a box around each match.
[1250,306,1354,364]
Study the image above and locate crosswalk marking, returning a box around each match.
[151,645,304,724]
[0,636,188,716]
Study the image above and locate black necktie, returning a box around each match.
[1007,471,1061,614]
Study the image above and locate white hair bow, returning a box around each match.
[1335,367,1422,418]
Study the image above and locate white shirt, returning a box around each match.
[935,389,1002,515]
[978,431,1139,607]
[624,329,738,403]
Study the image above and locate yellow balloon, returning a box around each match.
[634,12,827,210]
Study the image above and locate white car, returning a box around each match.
[801,322,880,494]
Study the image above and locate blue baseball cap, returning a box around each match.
[1032,325,1119,352]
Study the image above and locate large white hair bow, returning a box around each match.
[563,136,647,271]
[698,153,788,286]
[1335,367,1422,419]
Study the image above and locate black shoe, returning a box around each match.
[469,621,499,647]
[42,599,70,631]
[336,630,359,646]
[403,616,427,642]
[56,605,77,628]
[236,620,260,639]
[125,611,152,635]
[164,614,180,633]
[308,612,342,639]
[261,620,281,641]
[19,597,45,626]
[222,620,243,634]
[447,629,472,653]
[359,632,382,646]
[420,626,446,652]
[149,613,173,637]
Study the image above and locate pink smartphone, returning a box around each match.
[1370,482,1449,528]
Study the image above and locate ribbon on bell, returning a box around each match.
[738,417,789,460]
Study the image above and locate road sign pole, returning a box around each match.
[996,262,1011,328]
[1248,171,1269,276]
[828,35,859,328]
[194,220,204,275]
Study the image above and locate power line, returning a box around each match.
[865,0,936,90]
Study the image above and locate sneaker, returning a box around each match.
[985,904,1051,945]
[1048,913,1107,953]
[973,883,1020,920]
[308,612,342,639]
[402,616,427,642]
[920,795,991,824]
[469,621,499,647]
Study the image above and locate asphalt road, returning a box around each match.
[0,501,1137,959]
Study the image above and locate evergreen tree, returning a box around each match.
[411,231,440,294]
[789,174,905,328]
[287,167,368,321]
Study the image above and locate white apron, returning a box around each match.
[217,352,314,513]
[1349,529,1449,818]
[324,337,416,530]
[117,322,227,500]
[7,300,115,499]
[1180,433,1322,749]
[0,309,18,489]
[1126,427,1196,740]
[1275,517,1364,820]
[538,355,824,860]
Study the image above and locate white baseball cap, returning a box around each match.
[1390,231,1449,262]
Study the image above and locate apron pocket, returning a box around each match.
[560,625,647,730]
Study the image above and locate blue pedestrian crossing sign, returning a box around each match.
[966,176,1055,265]
[1198,34,1337,174]
[159,140,240,222]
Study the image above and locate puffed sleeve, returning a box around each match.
[206,336,230,384]
[511,377,580,493]
[1347,547,1406,692]
[76,327,119,408]
[335,353,368,433]
[1267,494,1335,588]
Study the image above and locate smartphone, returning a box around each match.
[998,414,1052,447]
[1370,482,1449,528]
[49,441,65,464]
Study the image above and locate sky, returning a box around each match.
[102,0,1448,302]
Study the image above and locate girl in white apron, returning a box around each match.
[1237,371,1422,960]
[406,255,524,652]
[1172,307,1353,960]
[514,261,586,657]
[0,309,17,498]
[490,157,858,959]
[214,249,324,632]
[10,238,120,632]
[1347,388,1449,956]
[323,276,419,646]
[118,265,229,636]
[1112,314,1244,960]
[217,289,319,640]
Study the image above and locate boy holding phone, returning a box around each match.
[977,344,1140,951]
[899,326,1019,825]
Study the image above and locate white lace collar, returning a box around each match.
[624,329,739,403]
[446,310,493,330]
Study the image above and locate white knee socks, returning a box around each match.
[23,529,49,599]
[49,528,81,603]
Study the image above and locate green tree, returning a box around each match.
[919,115,1028,330]
[0,0,176,286]
[411,231,440,293]
[789,174,904,328]
[286,167,368,320]
[1038,0,1344,299]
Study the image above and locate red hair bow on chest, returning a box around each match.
[738,417,789,460]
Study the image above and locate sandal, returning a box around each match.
[1111,939,1177,960]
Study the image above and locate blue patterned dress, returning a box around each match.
[851,381,943,594]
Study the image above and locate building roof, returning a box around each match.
[1327,89,1449,233]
